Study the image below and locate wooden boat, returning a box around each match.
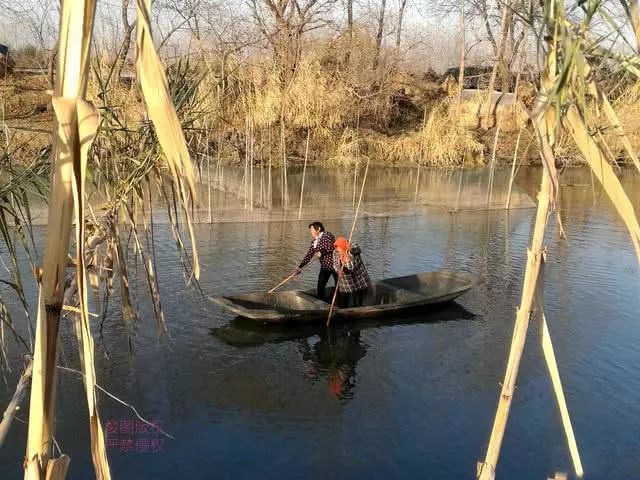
[208,269,474,323]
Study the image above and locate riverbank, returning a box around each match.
[2,60,640,170]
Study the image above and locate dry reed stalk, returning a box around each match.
[353,113,360,206]
[477,168,553,480]
[24,0,200,477]
[414,107,428,204]
[281,116,288,209]
[260,129,264,205]
[453,168,464,211]
[563,106,640,258]
[24,2,108,478]
[486,124,501,207]
[268,126,273,209]
[135,0,199,278]
[0,356,32,448]
[534,277,583,477]
[298,128,310,219]
[244,118,248,209]
[207,128,212,223]
[476,2,640,473]
[352,161,358,206]
[326,159,370,327]
[505,125,524,209]
[250,120,254,211]
[631,1,640,52]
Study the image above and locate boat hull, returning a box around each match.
[209,270,474,323]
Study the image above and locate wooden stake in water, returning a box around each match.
[415,107,428,204]
[268,125,273,210]
[260,129,264,206]
[298,128,310,220]
[486,123,501,207]
[250,119,254,211]
[327,159,370,327]
[505,125,524,210]
[244,118,249,209]
[206,128,212,223]
[352,112,360,206]
[280,115,288,209]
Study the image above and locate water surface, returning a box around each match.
[0,167,638,479]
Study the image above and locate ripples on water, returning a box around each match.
[0,167,638,479]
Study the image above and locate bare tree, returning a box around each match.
[395,0,408,51]
[112,0,136,84]
[373,0,387,70]
[249,0,336,85]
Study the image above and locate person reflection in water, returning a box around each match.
[299,328,367,401]
[294,221,337,301]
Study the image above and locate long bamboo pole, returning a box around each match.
[326,159,370,327]
[477,168,552,480]
[268,255,317,294]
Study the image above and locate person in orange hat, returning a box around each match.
[333,237,371,308]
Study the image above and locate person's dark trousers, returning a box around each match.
[353,289,368,307]
[317,268,338,301]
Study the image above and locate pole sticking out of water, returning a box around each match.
[268,125,273,210]
[505,125,524,210]
[244,118,249,209]
[352,112,360,207]
[486,123,501,207]
[250,119,254,211]
[298,128,310,220]
[415,107,428,204]
[326,159,370,327]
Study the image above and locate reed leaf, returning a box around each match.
[135,0,199,279]
[563,105,640,261]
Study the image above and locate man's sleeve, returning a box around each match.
[299,242,316,269]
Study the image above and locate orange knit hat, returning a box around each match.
[334,237,350,262]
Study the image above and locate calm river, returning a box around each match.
[0,167,638,479]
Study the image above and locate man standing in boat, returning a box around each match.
[295,222,337,301]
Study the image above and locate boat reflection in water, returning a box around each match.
[210,302,476,401]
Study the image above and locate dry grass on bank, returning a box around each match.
[3,46,640,170]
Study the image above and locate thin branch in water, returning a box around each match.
[58,366,175,440]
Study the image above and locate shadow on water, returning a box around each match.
[210,302,476,402]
